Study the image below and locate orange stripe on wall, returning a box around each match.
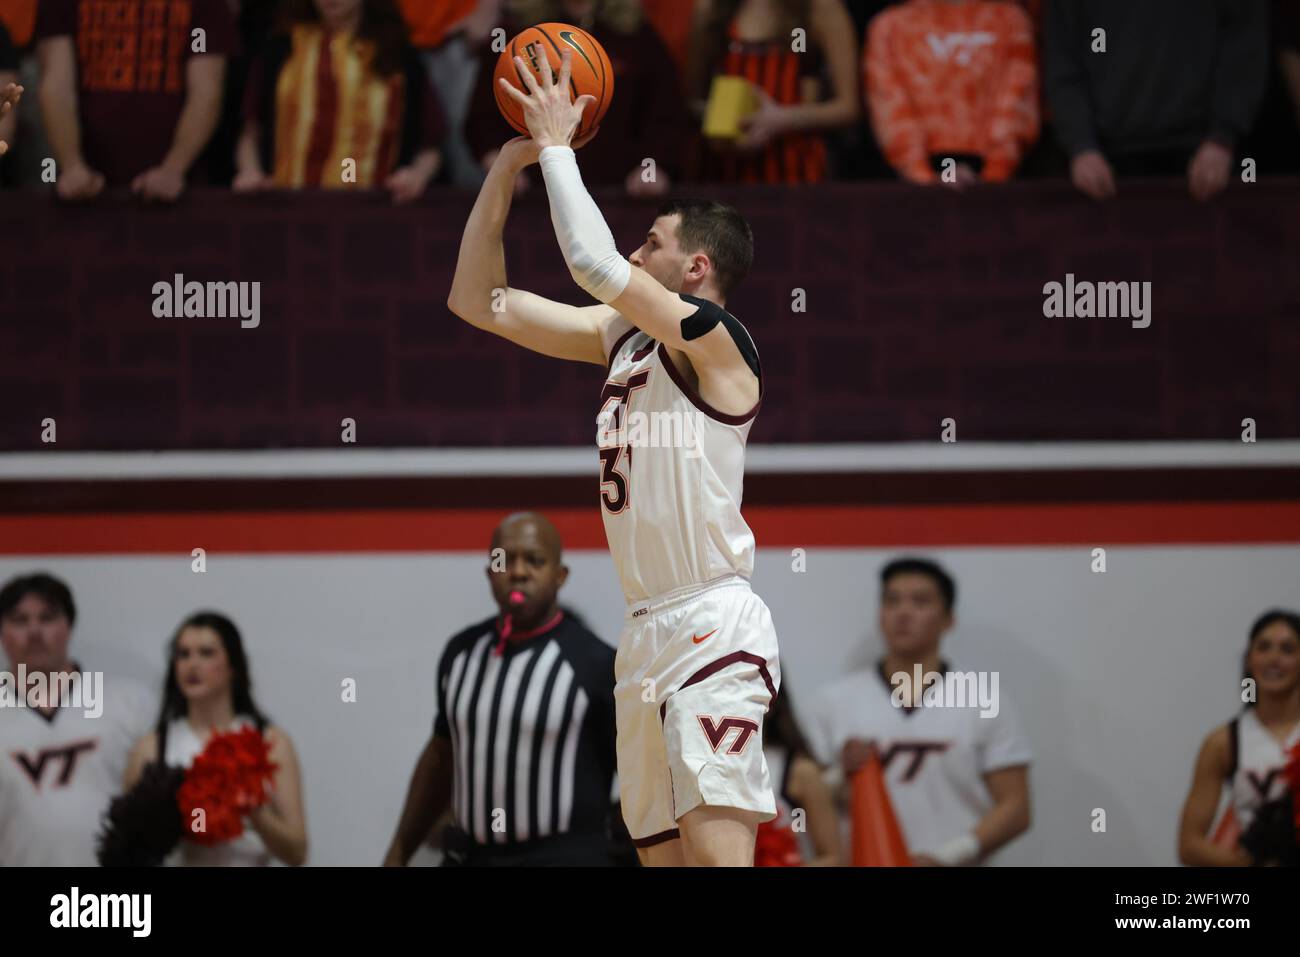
[1,503,1298,555]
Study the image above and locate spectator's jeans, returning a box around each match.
[423,34,485,189]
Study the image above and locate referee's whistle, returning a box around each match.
[508,590,525,605]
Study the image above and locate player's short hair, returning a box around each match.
[879,557,957,613]
[0,572,77,626]
[1242,609,1300,703]
[656,198,753,298]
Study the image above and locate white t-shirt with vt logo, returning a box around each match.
[0,673,155,866]
[806,662,1033,862]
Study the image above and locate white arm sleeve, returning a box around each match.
[538,145,631,304]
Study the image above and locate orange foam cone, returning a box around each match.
[1211,807,1241,847]
[851,750,911,866]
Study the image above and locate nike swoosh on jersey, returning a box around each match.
[692,629,719,644]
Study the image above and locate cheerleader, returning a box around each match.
[122,612,308,866]
[1178,610,1300,866]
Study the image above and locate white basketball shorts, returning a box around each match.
[613,574,782,846]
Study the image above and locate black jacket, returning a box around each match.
[1045,0,1270,157]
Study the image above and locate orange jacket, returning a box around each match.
[398,0,477,49]
[865,0,1039,182]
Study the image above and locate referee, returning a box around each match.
[384,512,625,866]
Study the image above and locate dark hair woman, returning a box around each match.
[1177,610,1300,866]
[123,612,308,866]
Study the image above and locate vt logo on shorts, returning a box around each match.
[698,715,759,754]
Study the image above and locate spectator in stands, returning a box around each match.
[686,0,860,184]
[0,35,16,163]
[400,0,499,189]
[1044,0,1270,202]
[35,0,236,202]
[465,0,688,197]
[233,0,444,203]
[864,0,1039,187]
[123,611,308,867]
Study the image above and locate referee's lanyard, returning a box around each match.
[494,610,564,656]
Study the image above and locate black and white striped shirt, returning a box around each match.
[434,611,617,846]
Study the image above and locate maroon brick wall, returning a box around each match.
[0,179,1296,450]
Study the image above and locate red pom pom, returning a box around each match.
[754,818,802,867]
[177,726,279,847]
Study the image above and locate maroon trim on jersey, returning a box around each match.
[606,326,640,369]
[632,827,681,847]
[656,343,761,426]
[658,651,777,722]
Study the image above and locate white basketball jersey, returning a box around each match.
[1228,709,1300,832]
[0,673,155,866]
[806,663,1033,861]
[164,715,273,866]
[598,311,760,603]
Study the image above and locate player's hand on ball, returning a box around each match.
[499,126,600,172]
[499,136,543,169]
[56,161,106,202]
[497,47,597,150]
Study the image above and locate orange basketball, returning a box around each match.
[493,23,614,141]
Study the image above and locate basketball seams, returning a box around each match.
[495,24,612,139]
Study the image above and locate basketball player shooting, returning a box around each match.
[447,46,781,866]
